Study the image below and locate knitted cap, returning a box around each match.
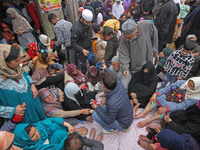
[183,39,196,51]
[111,56,119,63]
[82,9,93,21]
[122,19,138,35]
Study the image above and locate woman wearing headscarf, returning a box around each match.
[103,0,113,14]
[85,66,102,92]
[6,8,36,49]
[13,118,75,150]
[26,42,39,60]
[136,77,200,128]
[38,88,91,119]
[128,62,158,116]
[0,44,46,123]
[63,82,92,121]
[66,64,86,87]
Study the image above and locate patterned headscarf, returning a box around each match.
[38,88,62,117]
[6,8,33,33]
[0,44,24,80]
[28,42,38,55]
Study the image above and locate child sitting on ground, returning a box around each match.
[161,39,196,88]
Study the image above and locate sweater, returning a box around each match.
[95,68,133,128]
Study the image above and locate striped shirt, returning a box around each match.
[164,50,194,78]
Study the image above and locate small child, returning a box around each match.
[92,24,103,54]
[161,39,196,88]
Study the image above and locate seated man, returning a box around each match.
[109,56,131,89]
[91,64,133,134]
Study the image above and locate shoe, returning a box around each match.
[101,128,119,134]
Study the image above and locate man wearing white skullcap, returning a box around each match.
[71,9,96,74]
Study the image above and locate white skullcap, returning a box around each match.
[116,0,121,1]
[82,9,93,21]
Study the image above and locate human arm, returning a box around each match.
[54,26,65,47]
[150,22,158,54]
[51,109,90,118]
[83,138,104,150]
[104,41,114,61]
[179,57,194,79]
[63,121,75,133]
[71,27,85,53]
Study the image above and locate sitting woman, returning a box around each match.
[13,117,87,150]
[128,62,158,117]
[85,66,102,92]
[32,68,64,91]
[39,34,59,61]
[38,88,91,119]
[32,50,55,70]
[26,42,39,60]
[136,77,200,128]
[0,44,46,123]
[63,82,93,121]
[65,64,86,88]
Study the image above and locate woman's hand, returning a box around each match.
[150,93,157,103]
[63,122,75,133]
[80,109,90,115]
[59,96,64,102]
[15,103,26,116]
[164,115,172,123]
[130,92,137,99]
[31,84,38,99]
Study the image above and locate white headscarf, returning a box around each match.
[39,34,53,54]
[64,82,83,106]
[180,77,200,100]
[112,1,124,20]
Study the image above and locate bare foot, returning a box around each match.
[133,103,141,117]
[146,124,162,130]
[96,132,103,142]
[89,128,96,139]
[137,139,150,150]
[139,135,153,144]
[157,107,166,114]
[76,127,88,136]
[137,120,151,128]
[134,112,148,119]
[86,116,94,123]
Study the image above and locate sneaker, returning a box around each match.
[101,128,119,134]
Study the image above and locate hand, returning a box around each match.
[80,109,90,115]
[59,96,64,102]
[157,107,166,114]
[164,69,167,72]
[100,63,107,70]
[150,93,157,103]
[177,76,182,80]
[100,97,106,106]
[159,52,164,58]
[36,29,40,34]
[63,122,75,133]
[164,115,172,123]
[123,71,129,76]
[31,84,38,99]
[15,103,26,116]
[82,49,89,56]
[130,92,137,99]
[193,52,199,57]
[91,99,98,109]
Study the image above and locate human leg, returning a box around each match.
[77,53,87,74]
[134,102,154,119]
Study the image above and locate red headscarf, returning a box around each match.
[27,42,38,59]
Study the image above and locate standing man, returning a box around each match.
[71,9,96,74]
[48,13,73,63]
[119,19,158,76]
[155,0,177,52]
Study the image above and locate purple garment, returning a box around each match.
[124,0,131,10]
[103,0,113,14]
[0,119,16,132]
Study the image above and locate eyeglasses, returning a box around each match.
[40,49,48,53]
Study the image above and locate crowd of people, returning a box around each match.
[0,0,200,149]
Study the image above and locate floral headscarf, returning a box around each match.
[27,42,38,59]
[6,8,33,33]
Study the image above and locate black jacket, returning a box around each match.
[71,19,93,53]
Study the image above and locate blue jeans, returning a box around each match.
[156,94,197,113]
[92,106,124,131]
[161,72,177,88]
[0,38,7,44]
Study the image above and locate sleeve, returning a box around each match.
[63,97,83,110]
[150,23,158,54]
[0,119,17,132]
[26,73,34,84]
[104,41,113,61]
[120,72,132,89]
[179,57,194,78]
[54,26,65,47]
[71,28,84,53]
[166,121,200,135]
[83,138,104,150]
[163,53,175,69]
[128,75,138,94]
[95,104,118,124]
[119,37,131,71]
[0,106,16,119]
[51,109,80,118]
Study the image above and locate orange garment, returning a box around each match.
[92,33,103,54]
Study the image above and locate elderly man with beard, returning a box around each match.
[109,56,131,89]
[71,9,96,74]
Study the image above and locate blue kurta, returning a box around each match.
[0,72,46,123]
